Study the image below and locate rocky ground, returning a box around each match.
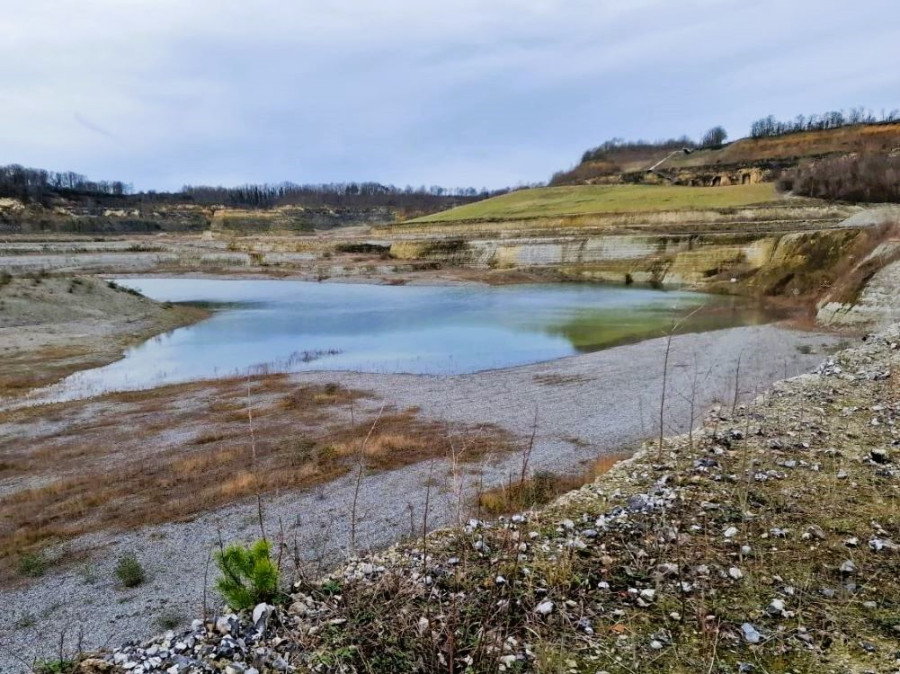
[71,323,900,674]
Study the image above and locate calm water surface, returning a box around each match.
[58,278,773,396]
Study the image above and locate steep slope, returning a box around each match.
[552,122,900,187]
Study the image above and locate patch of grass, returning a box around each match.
[410,183,778,223]
[156,608,183,631]
[17,551,49,577]
[114,554,146,588]
[319,579,342,596]
[13,611,36,629]
[190,431,229,445]
[34,660,77,674]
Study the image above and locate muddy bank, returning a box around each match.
[0,323,839,670]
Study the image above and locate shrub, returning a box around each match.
[215,539,280,610]
[107,280,142,296]
[18,552,48,577]
[34,660,76,674]
[156,609,183,631]
[784,154,900,203]
[115,554,146,588]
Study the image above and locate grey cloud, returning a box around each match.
[0,0,897,189]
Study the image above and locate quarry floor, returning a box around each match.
[0,315,839,671]
[0,233,855,671]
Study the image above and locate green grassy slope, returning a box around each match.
[409,183,779,223]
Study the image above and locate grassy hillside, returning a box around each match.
[409,183,778,223]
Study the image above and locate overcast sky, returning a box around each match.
[1,0,898,191]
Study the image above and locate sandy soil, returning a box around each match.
[0,321,840,671]
[0,276,207,402]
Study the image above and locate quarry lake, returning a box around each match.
[58,278,776,396]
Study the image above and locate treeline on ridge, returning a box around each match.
[0,165,131,202]
[750,107,900,139]
[579,137,698,164]
[573,106,899,170]
[180,182,498,210]
[0,164,498,211]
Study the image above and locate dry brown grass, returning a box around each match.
[477,452,628,515]
[0,346,101,396]
[0,375,514,580]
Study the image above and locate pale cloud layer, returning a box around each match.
[1,0,898,190]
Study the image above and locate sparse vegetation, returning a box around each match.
[13,611,36,629]
[478,454,627,515]
[0,377,513,577]
[143,327,894,673]
[780,154,900,203]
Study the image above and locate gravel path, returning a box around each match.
[0,324,839,672]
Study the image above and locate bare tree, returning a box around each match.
[700,126,728,148]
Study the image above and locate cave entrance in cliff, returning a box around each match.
[711,176,722,187]
[742,174,751,185]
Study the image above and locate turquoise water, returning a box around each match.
[58,278,771,395]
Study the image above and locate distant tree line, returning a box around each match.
[578,124,730,165]
[0,163,498,211]
[580,137,698,163]
[778,154,900,203]
[750,107,900,139]
[180,182,498,210]
[0,164,131,202]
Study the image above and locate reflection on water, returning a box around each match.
[55,278,778,398]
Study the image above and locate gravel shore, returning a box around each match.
[0,323,838,672]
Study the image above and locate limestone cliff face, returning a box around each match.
[0,200,211,234]
[813,208,900,328]
[391,229,872,289]
[211,206,399,232]
[389,206,900,328]
[0,200,404,234]
[818,257,900,328]
[816,243,900,329]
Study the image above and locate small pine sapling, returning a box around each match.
[215,539,280,610]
